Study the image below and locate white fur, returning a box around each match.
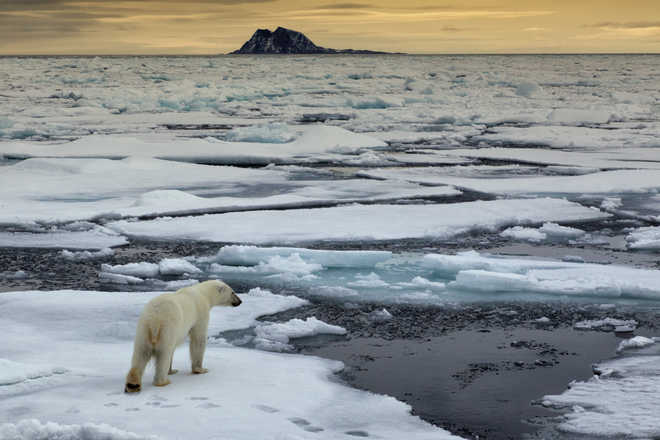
[125,280,240,392]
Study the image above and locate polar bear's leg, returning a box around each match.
[189,321,209,374]
[153,345,174,387]
[168,355,178,375]
[125,344,151,393]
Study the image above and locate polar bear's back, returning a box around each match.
[139,291,202,347]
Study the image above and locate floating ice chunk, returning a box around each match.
[539,222,584,238]
[427,251,660,300]
[209,287,309,333]
[225,123,298,144]
[398,276,446,290]
[574,318,637,332]
[0,419,159,440]
[199,245,392,268]
[600,197,622,210]
[158,258,201,275]
[500,226,546,242]
[257,254,322,275]
[368,308,393,322]
[61,248,114,261]
[562,255,585,263]
[626,226,660,250]
[348,272,390,288]
[98,272,144,285]
[0,359,67,386]
[543,354,660,438]
[617,336,655,352]
[101,262,159,278]
[254,317,346,351]
[536,317,551,324]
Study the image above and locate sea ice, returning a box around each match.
[573,318,638,331]
[0,230,127,249]
[0,289,458,440]
[425,251,660,300]
[157,258,201,275]
[362,167,660,195]
[197,245,392,268]
[253,317,347,352]
[617,336,655,352]
[61,248,114,261]
[500,226,547,242]
[108,198,608,244]
[626,226,660,250]
[543,351,660,438]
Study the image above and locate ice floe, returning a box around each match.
[626,226,660,250]
[0,288,458,440]
[108,198,608,244]
[543,348,660,438]
[617,336,655,352]
[0,125,386,165]
[425,251,660,300]
[61,248,115,261]
[253,317,346,352]
[0,156,460,225]
[361,167,660,195]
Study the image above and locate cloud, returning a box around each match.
[589,21,660,29]
[316,2,371,9]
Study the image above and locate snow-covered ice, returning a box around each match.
[542,347,660,438]
[253,317,347,352]
[626,226,660,250]
[617,336,655,352]
[361,167,660,196]
[0,288,460,440]
[108,198,608,244]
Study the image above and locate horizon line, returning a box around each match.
[1,52,659,57]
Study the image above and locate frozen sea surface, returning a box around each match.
[1,54,659,440]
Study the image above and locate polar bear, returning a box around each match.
[124,280,241,393]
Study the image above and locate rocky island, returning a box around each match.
[230,27,392,54]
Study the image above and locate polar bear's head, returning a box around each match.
[205,279,242,307]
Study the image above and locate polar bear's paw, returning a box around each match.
[192,367,209,374]
[168,368,178,375]
[124,382,141,393]
[154,378,171,387]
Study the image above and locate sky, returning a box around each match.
[0,0,658,54]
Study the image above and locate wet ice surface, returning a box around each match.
[1,54,660,440]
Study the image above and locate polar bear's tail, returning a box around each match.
[147,324,162,346]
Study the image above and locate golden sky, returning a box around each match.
[0,0,658,54]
